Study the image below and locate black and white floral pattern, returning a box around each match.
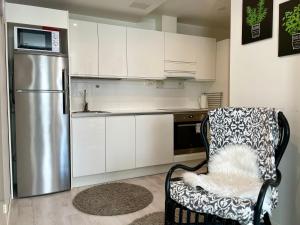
[170,108,280,225]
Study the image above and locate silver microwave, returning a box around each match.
[14,27,60,52]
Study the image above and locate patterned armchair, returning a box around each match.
[165,108,290,225]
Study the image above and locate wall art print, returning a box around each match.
[279,0,300,57]
[242,0,273,44]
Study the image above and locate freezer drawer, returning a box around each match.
[14,52,67,91]
[15,91,70,197]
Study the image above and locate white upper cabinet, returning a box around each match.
[69,19,98,77]
[5,3,68,29]
[106,116,135,172]
[165,32,198,63]
[136,114,173,167]
[72,117,106,177]
[164,32,199,78]
[194,37,216,81]
[98,24,127,78]
[69,19,217,80]
[127,28,164,79]
[164,32,216,80]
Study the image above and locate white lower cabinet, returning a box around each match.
[72,117,106,177]
[135,114,174,167]
[106,116,135,172]
[72,114,174,178]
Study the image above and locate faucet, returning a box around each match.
[83,89,89,112]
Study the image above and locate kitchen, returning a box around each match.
[1,0,230,224]
[6,1,230,195]
[0,0,299,225]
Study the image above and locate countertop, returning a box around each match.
[71,108,208,118]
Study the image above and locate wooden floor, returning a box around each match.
[7,173,167,225]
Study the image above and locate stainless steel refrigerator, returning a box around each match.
[14,51,70,197]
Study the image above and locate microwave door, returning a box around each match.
[16,28,52,51]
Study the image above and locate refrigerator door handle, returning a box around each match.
[62,69,69,114]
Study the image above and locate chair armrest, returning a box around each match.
[253,169,282,225]
[165,160,207,197]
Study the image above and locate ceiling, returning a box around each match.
[154,0,230,28]
[6,0,230,28]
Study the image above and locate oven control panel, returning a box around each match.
[174,111,207,123]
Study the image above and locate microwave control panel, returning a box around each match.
[51,31,60,52]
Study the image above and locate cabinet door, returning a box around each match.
[106,116,135,172]
[127,28,164,79]
[69,19,98,76]
[195,37,216,80]
[136,114,173,167]
[165,32,198,63]
[72,117,105,177]
[98,24,127,78]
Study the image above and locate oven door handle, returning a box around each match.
[176,123,200,127]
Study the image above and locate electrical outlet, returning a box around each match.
[178,81,184,89]
[145,80,155,86]
[156,80,164,88]
[3,204,7,214]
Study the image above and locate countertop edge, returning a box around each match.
[71,109,208,118]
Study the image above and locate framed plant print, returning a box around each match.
[279,0,300,57]
[242,0,273,44]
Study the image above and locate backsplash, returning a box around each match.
[70,79,211,112]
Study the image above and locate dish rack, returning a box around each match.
[205,92,223,110]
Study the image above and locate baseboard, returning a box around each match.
[72,160,201,188]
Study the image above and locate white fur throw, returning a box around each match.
[183,144,272,213]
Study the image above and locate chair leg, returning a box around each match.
[164,199,171,225]
[263,213,272,225]
[165,198,175,225]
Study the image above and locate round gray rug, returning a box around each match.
[129,212,164,225]
[73,183,153,216]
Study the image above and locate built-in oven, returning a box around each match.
[174,111,207,155]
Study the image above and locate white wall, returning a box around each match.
[0,1,11,214]
[70,13,230,40]
[0,16,5,201]
[230,1,300,225]
[0,112,3,202]
[70,13,161,30]
[177,23,230,41]
[71,79,212,111]
[0,0,4,203]
[0,12,11,225]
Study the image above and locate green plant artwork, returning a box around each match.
[246,0,268,26]
[282,3,300,36]
[242,0,273,44]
